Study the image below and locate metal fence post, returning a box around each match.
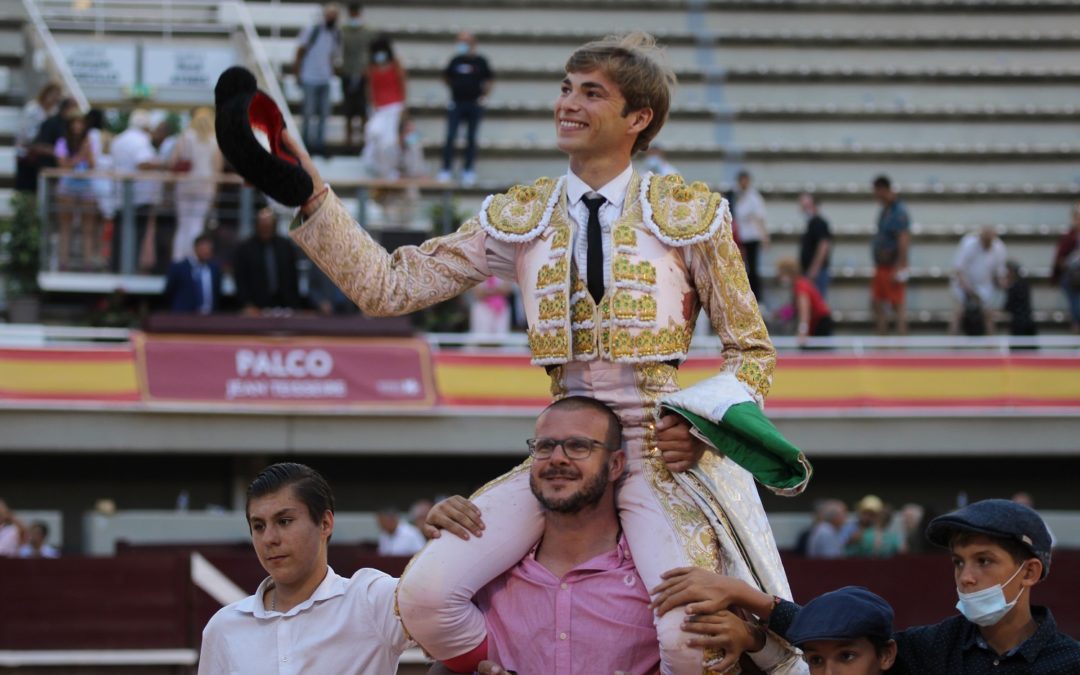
[239,186,254,239]
[121,179,136,275]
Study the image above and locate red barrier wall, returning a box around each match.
[2,551,1077,650]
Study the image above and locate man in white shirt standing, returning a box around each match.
[376,507,428,556]
[0,500,24,557]
[109,109,163,273]
[734,169,770,301]
[197,463,412,675]
[950,225,1007,335]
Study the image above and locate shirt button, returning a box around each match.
[560,583,568,590]
[282,656,288,662]
[560,632,567,640]
[993,660,999,666]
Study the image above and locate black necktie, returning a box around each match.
[583,195,606,304]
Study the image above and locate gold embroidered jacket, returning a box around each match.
[291,172,775,404]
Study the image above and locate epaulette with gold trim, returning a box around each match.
[478,176,565,243]
[639,173,728,247]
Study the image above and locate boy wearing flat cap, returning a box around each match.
[783,586,897,674]
[650,498,1080,674]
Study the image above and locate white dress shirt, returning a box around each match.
[734,187,768,243]
[377,521,427,556]
[110,127,160,206]
[565,163,634,290]
[197,566,411,675]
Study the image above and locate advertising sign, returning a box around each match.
[133,333,436,408]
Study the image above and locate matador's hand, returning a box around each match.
[654,413,708,473]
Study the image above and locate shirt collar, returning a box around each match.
[963,605,1055,663]
[565,164,634,210]
[524,533,632,577]
[235,565,344,619]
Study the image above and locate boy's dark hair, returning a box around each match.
[873,175,892,190]
[950,531,1033,567]
[194,232,214,247]
[31,521,49,537]
[246,462,335,526]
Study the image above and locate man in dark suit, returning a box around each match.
[234,207,300,314]
[163,232,222,314]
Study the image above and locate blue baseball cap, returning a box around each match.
[925,499,1052,579]
[786,587,894,646]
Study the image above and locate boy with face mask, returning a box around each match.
[652,499,1079,674]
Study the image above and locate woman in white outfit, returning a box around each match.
[169,108,223,261]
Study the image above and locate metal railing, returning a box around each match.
[35,168,457,286]
[34,0,225,36]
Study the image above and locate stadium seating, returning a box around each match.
[1,0,1079,331]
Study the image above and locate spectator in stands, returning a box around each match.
[1003,260,1037,344]
[734,169,769,301]
[657,499,1080,674]
[169,108,224,263]
[234,208,300,314]
[338,2,372,150]
[294,3,340,156]
[85,109,117,254]
[17,521,58,558]
[899,502,926,555]
[408,499,433,539]
[871,175,911,335]
[14,82,62,193]
[197,463,413,674]
[0,500,24,557]
[54,114,98,271]
[950,225,1007,336]
[798,192,832,297]
[469,277,514,335]
[643,145,678,176]
[438,32,494,187]
[376,507,426,556]
[27,97,79,193]
[847,496,904,558]
[110,109,164,273]
[806,498,852,559]
[164,232,222,314]
[366,113,428,181]
[777,257,832,347]
[1051,202,1080,334]
[425,397,798,674]
[791,499,826,557]
[361,35,407,177]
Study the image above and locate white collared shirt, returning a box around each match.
[565,164,634,289]
[197,566,411,675]
[377,521,427,556]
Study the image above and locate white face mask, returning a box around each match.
[955,563,1026,626]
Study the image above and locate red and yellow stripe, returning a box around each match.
[0,347,139,402]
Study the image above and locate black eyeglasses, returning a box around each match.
[526,436,611,460]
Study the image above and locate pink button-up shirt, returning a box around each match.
[475,535,660,675]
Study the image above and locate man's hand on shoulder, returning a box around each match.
[654,414,707,473]
[423,495,485,541]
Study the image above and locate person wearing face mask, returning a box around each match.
[360,35,408,178]
[654,498,1080,674]
[437,32,494,187]
[294,4,341,156]
[337,2,372,150]
[642,145,678,177]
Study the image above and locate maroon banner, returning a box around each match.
[133,332,436,408]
